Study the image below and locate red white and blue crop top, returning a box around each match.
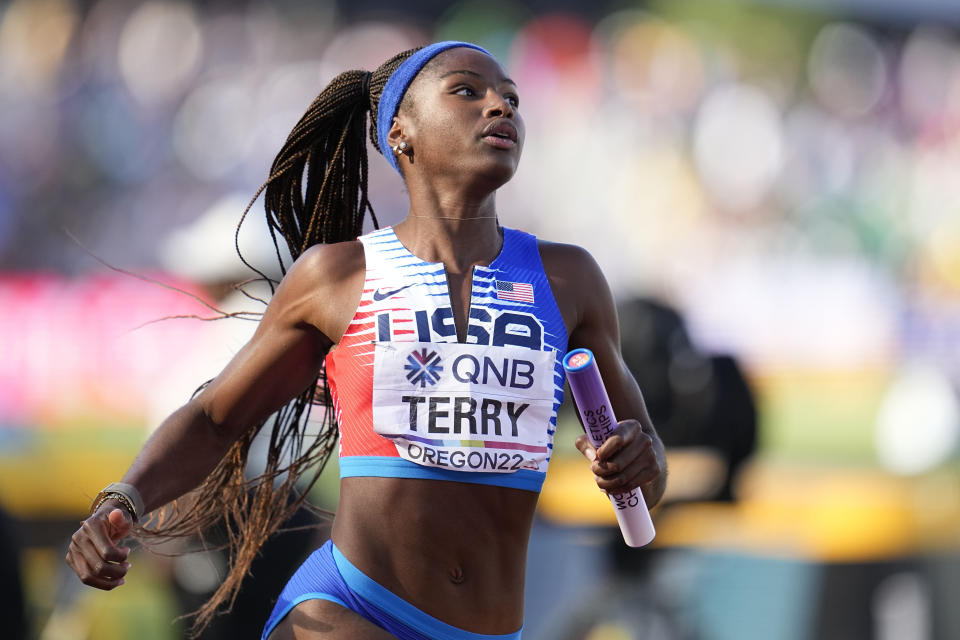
[325,226,568,493]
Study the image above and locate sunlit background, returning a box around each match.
[2,0,960,638]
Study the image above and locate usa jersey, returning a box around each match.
[325,226,568,492]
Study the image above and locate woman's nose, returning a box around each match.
[484,91,514,118]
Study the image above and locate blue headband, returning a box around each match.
[377,41,492,173]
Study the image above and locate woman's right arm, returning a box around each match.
[65,241,365,590]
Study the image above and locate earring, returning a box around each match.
[394,141,408,155]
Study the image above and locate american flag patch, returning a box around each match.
[495,280,535,303]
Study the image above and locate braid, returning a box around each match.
[264,68,373,266]
[140,47,422,638]
[258,45,423,273]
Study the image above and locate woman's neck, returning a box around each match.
[394,190,502,272]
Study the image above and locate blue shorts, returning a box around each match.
[262,540,523,640]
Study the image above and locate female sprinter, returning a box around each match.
[65,42,667,640]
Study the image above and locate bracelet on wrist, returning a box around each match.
[92,493,133,520]
[91,483,145,522]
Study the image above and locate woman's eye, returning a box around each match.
[507,95,520,107]
[454,86,476,96]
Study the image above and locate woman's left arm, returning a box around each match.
[548,244,668,508]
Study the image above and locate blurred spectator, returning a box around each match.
[0,505,28,640]
[618,297,757,501]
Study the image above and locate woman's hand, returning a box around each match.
[65,501,133,590]
[576,419,664,504]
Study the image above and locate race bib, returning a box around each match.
[372,341,557,474]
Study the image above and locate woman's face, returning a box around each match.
[394,47,525,187]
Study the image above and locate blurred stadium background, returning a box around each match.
[2,0,960,638]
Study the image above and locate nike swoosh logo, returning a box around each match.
[373,284,415,301]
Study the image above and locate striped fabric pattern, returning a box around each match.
[325,225,568,492]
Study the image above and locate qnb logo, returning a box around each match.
[405,348,443,387]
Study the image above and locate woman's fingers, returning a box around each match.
[586,420,660,493]
[66,545,127,590]
[594,419,645,463]
[578,420,663,494]
[107,508,133,540]
[74,533,130,580]
[574,434,597,462]
[66,506,134,590]
[81,517,129,563]
[595,460,659,494]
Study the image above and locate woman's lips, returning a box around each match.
[480,120,518,149]
[482,135,516,149]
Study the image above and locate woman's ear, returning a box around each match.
[386,118,405,151]
[386,117,414,159]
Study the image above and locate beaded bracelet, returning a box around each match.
[91,482,144,522]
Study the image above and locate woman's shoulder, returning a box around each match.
[535,238,603,280]
[271,240,366,340]
[534,239,608,332]
[292,239,365,286]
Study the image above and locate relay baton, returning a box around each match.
[563,348,656,547]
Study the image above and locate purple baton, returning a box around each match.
[563,348,656,547]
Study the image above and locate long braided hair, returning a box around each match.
[144,46,422,636]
